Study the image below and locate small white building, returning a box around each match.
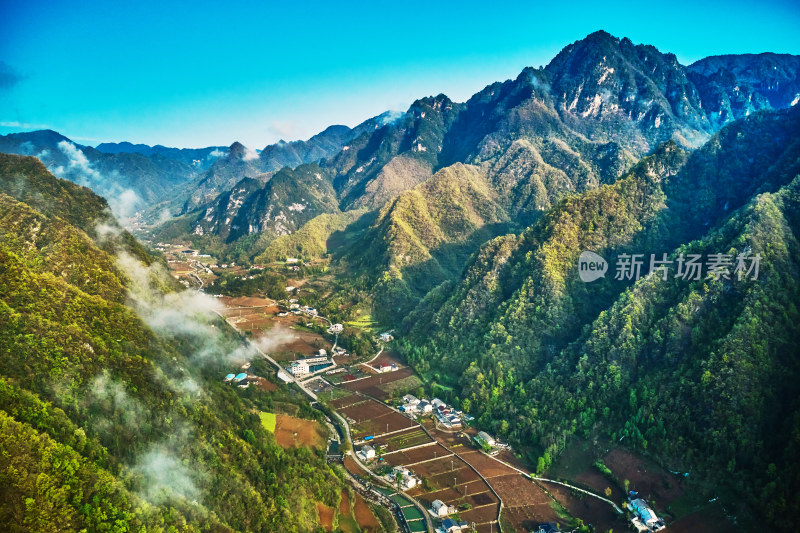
[429,499,452,517]
[418,400,433,414]
[402,394,420,406]
[379,332,394,342]
[438,519,469,533]
[357,445,376,461]
[288,361,310,376]
[476,431,496,448]
[328,323,344,334]
[629,498,665,531]
[388,466,418,490]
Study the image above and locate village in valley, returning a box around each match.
[155,242,698,533]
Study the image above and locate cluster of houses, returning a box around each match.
[629,495,666,532]
[287,350,332,377]
[292,304,317,316]
[398,396,464,429]
[385,465,419,490]
[432,398,463,429]
[328,323,344,334]
[399,394,433,417]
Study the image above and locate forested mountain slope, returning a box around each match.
[399,106,800,530]
[0,153,347,532]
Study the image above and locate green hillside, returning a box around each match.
[0,154,347,532]
[399,107,800,530]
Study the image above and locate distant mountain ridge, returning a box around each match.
[0,129,199,218]
[94,141,227,169]
[399,104,800,531]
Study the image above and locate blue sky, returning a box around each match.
[1,0,798,148]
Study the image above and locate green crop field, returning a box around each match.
[260,412,277,432]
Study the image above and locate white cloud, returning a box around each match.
[243,146,260,161]
[267,120,298,141]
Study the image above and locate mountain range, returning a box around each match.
[0,152,352,531]
[2,29,800,531]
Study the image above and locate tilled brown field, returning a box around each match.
[339,399,392,421]
[367,427,432,452]
[459,450,518,479]
[342,368,415,393]
[460,504,501,528]
[328,394,361,409]
[492,475,548,508]
[340,399,416,437]
[382,443,453,466]
[602,447,685,506]
[539,480,627,532]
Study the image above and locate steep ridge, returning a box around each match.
[399,106,800,530]
[0,153,349,531]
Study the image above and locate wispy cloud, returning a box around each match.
[0,120,52,130]
[267,120,298,141]
[243,145,260,161]
[54,140,141,219]
[0,61,26,91]
[115,252,296,366]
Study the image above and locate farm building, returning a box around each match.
[387,466,418,490]
[429,499,453,517]
[629,498,665,531]
[377,363,398,373]
[288,361,309,376]
[402,394,419,406]
[379,332,394,342]
[358,445,376,461]
[475,431,496,448]
[302,354,328,364]
[438,518,469,533]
